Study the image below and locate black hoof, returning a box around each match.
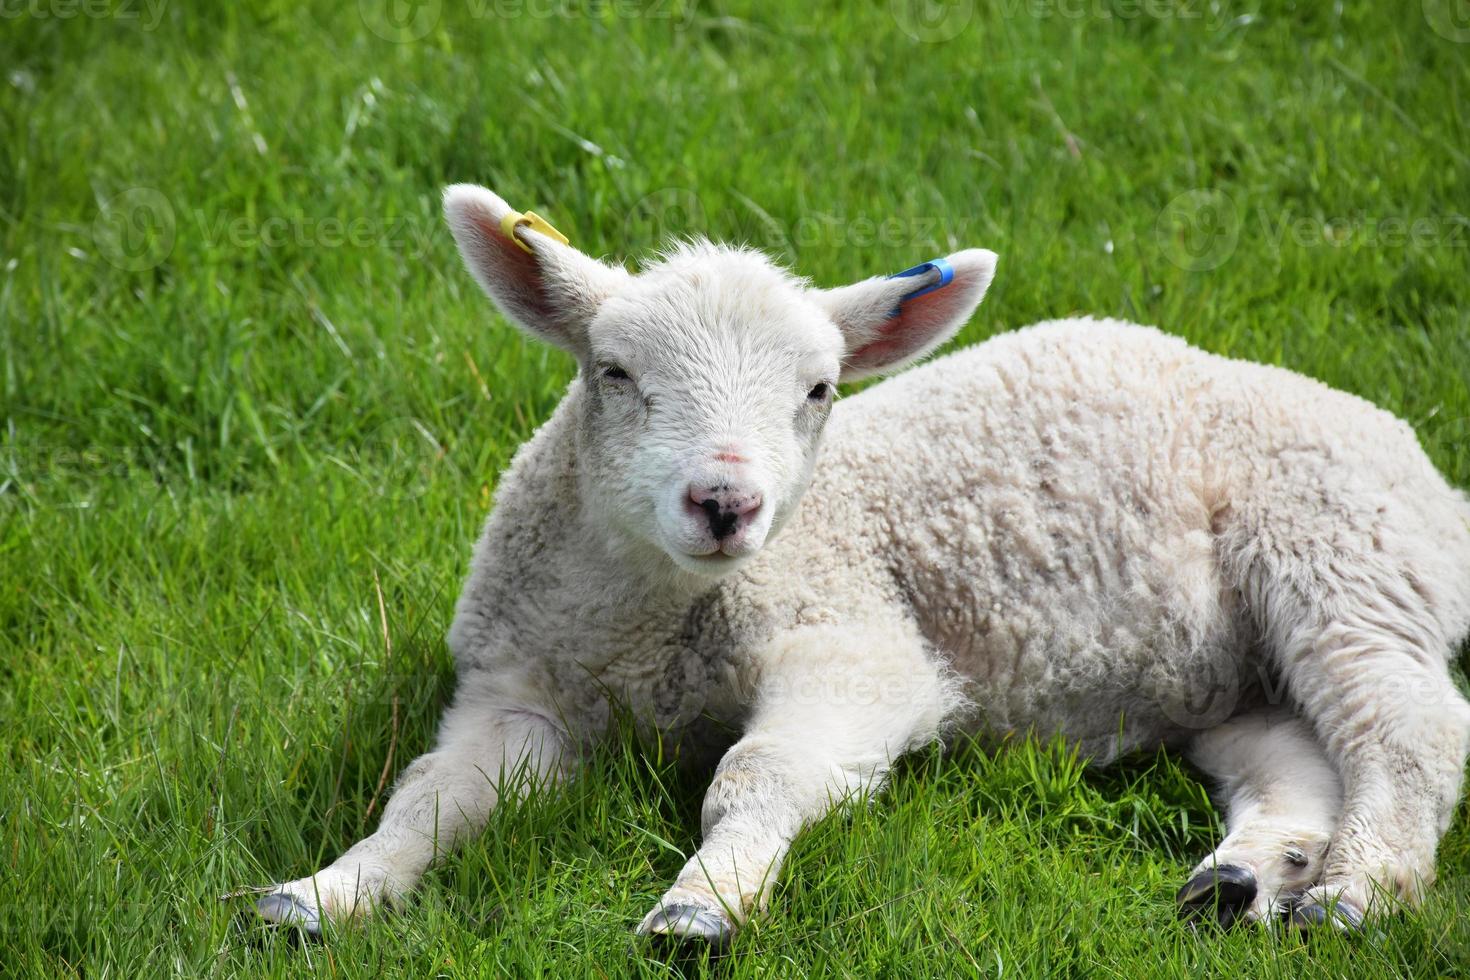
[1177,865,1258,929]
[638,902,734,947]
[1289,897,1363,932]
[255,893,323,940]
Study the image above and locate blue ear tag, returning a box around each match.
[886,257,954,317]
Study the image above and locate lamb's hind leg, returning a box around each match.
[1280,619,1470,929]
[255,681,568,937]
[1179,707,1342,927]
[1222,485,1470,929]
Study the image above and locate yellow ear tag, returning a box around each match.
[500,210,570,254]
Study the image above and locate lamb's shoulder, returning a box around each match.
[447,384,585,674]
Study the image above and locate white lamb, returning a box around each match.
[256,183,1470,943]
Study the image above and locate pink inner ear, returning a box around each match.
[848,327,914,367]
[463,207,555,322]
[845,286,959,371]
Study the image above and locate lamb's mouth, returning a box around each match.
[672,543,757,573]
[671,529,760,560]
[659,518,767,571]
[684,546,743,563]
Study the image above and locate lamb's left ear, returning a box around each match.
[814,249,998,381]
[443,183,629,357]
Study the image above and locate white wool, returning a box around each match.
[258,185,1470,938]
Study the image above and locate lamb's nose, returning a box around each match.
[688,485,763,540]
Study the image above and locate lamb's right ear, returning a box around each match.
[443,184,629,355]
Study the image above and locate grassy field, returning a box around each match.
[4,0,1470,975]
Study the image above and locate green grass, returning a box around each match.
[4,0,1470,975]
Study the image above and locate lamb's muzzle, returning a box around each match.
[688,483,763,541]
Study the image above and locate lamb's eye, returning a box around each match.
[807,382,831,402]
[602,364,631,383]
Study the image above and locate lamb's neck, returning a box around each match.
[490,383,718,630]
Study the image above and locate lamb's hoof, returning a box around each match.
[1288,896,1363,932]
[1176,865,1258,929]
[637,902,734,947]
[255,892,323,940]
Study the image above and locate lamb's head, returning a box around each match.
[444,184,996,577]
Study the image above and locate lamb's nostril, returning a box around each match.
[727,494,762,518]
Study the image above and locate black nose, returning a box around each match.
[688,484,763,540]
[699,498,740,540]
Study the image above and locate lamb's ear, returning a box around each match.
[443,183,629,356]
[815,249,997,381]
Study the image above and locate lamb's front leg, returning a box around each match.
[255,680,568,937]
[637,622,960,945]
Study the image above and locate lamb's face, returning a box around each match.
[442,184,997,581]
[576,253,845,576]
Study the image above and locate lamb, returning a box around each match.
[255,183,1470,944]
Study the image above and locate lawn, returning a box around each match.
[3,0,1470,975]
